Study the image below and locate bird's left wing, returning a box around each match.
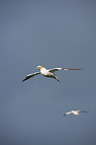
[22,72,40,82]
[49,68,63,72]
[49,67,83,72]
[64,111,72,116]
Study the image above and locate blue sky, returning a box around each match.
[0,0,96,145]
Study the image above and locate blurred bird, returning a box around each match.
[64,110,88,116]
[22,65,83,83]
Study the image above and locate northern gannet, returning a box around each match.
[22,65,83,82]
[64,110,88,116]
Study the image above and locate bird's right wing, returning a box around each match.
[22,72,40,82]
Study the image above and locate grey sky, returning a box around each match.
[0,0,96,145]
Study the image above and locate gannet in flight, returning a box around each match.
[64,110,88,116]
[22,65,83,82]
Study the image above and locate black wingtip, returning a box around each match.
[81,111,89,113]
[73,68,84,70]
[22,79,25,82]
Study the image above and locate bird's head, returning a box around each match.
[70,110,74,113]
[36,65,43,70]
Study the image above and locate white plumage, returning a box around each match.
[64,110,88,116]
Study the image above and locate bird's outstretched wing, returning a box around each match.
[22,72,40,82]
[64,111,72,116]
[49,67,83,72]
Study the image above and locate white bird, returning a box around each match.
[22,65,83,82]
[64,110,88,116]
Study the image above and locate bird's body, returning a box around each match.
[64,110,88,116]
[39,66,60,82]
[40,67,51,76]
[22,65,83,82]
[70,110,80,115]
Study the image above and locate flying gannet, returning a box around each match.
[64,110,88,116]
[22,65,83,82]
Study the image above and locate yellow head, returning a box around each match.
[36,65,43,70]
